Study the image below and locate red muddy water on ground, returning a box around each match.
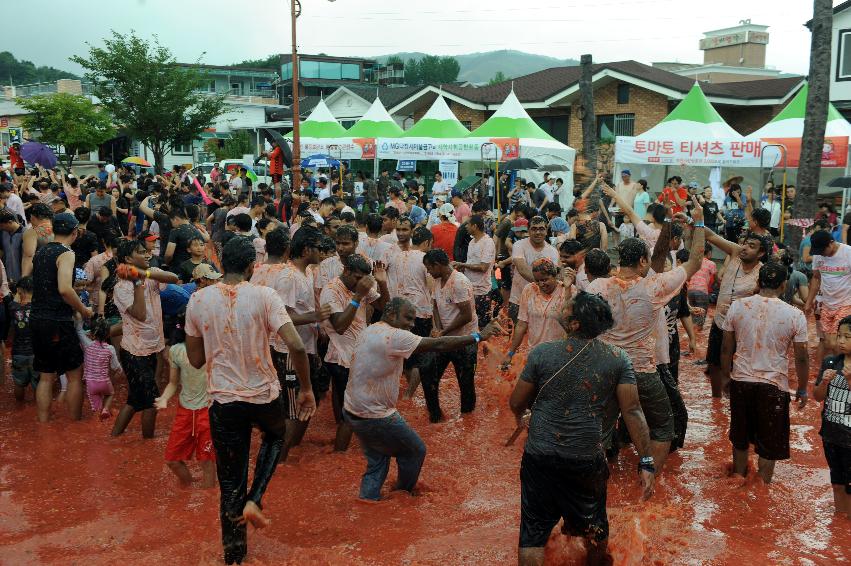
[0,322,849,565]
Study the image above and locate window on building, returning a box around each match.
[319,62,341,80]
[617,83,630,104]
[532,115,569,144]
[282,62,292,80]
[461,120,473,130]
[596,113,634,141]
[342,63,360,80]
[300,60,320,79]
[230,83,242,95]
[173,142,193,155]
[839,29,851,80]
[341,120,356,129]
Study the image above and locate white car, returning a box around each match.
[193,159,272,189]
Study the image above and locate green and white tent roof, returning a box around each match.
[752,83,851,138]
[346,97,404,138]
[637,83,740,139]
[402,95,470,138]
[470,90,558,141]
[298,98,349,138]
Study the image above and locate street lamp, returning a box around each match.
[290,0,336,192]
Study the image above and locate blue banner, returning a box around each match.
[396,159,416,172]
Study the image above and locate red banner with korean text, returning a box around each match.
[760,136,848,168]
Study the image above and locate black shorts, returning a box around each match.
[271,173,282,183]
[519,451,609,548]
[729,380,790,461]
[120,349,160,411]
[706,322,734,367]
[270,348,300,420]
[823,440,851,493]
[635,371,675,442]
[31,318,84,374]
[326,361,350,423]
[404,317,433,370]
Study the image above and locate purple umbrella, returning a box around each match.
[20,141,57,169]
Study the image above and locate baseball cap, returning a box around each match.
[434,194,447,203]
[52,212,79,235]
[549,217,569,234]
[809,230,834,256]
[138,230,159,242]
[451,189,463,198]
[512,217,530,233]
[438,203,456,218]
[688,181,699,189]
[621,169,631,176]
[192,263,222,281]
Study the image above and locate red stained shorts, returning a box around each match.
[165,405,216,462]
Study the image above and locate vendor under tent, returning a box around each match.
[615,83,764,206]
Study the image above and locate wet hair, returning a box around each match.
[529,215,547,228]
[366,213,383,233]
[221,236,257,274]
[168,205,187,220]
[567,208,579,220]
[335,224,359,243]
[569,291,614,339]
[704,243,713,256]
[758,261,788,290]
[617,237,649,268]
[251,196,266,209]
[90,316,112,344]
[170,308,188,345]
[30,203,53,220]
[468,214,484,232]
[290,226,322,258]
[751,208,771,229]
[265,227,290,257]
[546,202,562,214]
[0,209,17,224]
[16,275,33,293]
[320,197,336,208]
[344,253,372,275]
[423,248,450,266]
[670,223,683,240]
[412,226,433,245]
[74,206,91,224]
[813,218,831,231]
[232,213,252,233]
[531,257,558,277]
[382,297,413,321]
[675,249,690,263]
[185,235,204,250]
[381,207,400,220]
[560,239,584,256]
[472,200,489,213]
[185,204,200,223]
[340,211,355,223]
[397,215,415,229]
[649,203,667,224]
[584,249,611,278]
[265,204,278,218]
[318,235,337,253]
[116,238,144,263]
[838,315,851,333]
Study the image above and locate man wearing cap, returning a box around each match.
[32,212,92,422]
[431,203,459,260]
[805,231,851,359]
[426,195,447,229]
[613,170,639,228]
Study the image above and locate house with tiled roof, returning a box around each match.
[384,60,804,149]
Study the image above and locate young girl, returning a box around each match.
[79,317,121,419]
[814,315,851,519]
[154,310,215,488]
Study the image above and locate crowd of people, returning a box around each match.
[0,147,849,565]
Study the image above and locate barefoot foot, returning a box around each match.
[242,500,269,529]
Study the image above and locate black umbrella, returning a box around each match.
[827,176,851,189]
[537,163,570,172]
[263,128,293,168]
[501,157,540,170]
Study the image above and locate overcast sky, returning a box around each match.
[10,0,819,76]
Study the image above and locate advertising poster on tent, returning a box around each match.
[353,138,376,159]
[760,136,848,168]
[439,160,459,187]
[490,138,520,160]
[615,136,764,167]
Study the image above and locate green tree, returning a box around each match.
[18,93,115,169]
[385,55,404,66]
[405,58,421,85]
[404,55,459,85]
[488,71,509,86]
[0,51,78,84]
[71,31,227,172]
[201,130,253,161]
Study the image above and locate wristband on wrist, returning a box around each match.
[471,332,481,343]
[638,455,656,474]
[507,350,515,358]
[693,222,705,228]
[796,388,808,397]
[145,269,151,279]
[350,299,361,309]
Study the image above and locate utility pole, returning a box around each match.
[579,54,597,179]
[795,0,833,249]
[290,0,302,192]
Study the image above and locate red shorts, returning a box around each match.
[164,405,215,462]
[819,304,851,335]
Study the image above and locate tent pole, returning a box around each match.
[495,159,500,220]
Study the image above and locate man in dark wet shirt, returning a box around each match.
[509,291,656,566]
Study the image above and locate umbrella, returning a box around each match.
[20,141,57,169]
[502,157,540,170]
[301,154,340,168]
[536,163,570,172]
[827,176,851,189]
[263,128,293,168]
[122,156,152,167]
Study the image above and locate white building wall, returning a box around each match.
[830,9,851,105]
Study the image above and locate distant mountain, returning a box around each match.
[374,50,579,83]
[0,52,78,85]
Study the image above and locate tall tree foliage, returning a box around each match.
[404,56,460,85]
[0,51,77,85]
[71,31,227,172]
[18,93,115,169]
